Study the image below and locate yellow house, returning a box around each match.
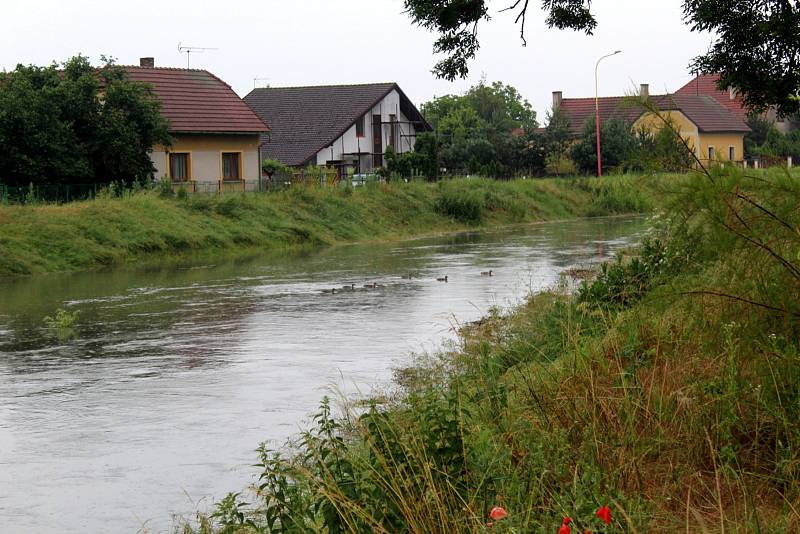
[124,58,269,191]
[553,84,750,166]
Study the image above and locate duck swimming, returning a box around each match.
[436,275,448,282]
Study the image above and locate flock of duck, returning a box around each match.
[319,270,493,294]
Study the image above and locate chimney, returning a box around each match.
[552,91,562,110]
[639,84,649,98]
[139,57,155,68]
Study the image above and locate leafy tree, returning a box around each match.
[422,80,537,138]
[405,0,799,115]
[464,80,537,133]
[419,80,540,177]
[542,108,572,174]
[744,114,778,157]
[0,55,171,188]
[686,0,800,117]
[570,117,638,175]
[385,133,440,180]
[404,0,595,81]
[749,128,800,160]
[631,122,696,172]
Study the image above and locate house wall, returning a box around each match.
[634,110,700,152]
[633,110,744,163]
[697,133,746,163]
[151,134,261,183]
[312,89,419,170]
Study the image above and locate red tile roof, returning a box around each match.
[675,74,748,121]
[122,67,269,134]
[557,93,749,135]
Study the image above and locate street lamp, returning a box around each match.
[595,50,622,177]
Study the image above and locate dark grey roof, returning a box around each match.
[244,83,431,166]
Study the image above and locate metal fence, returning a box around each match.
[0,183,109,204]
[0,173,384,205]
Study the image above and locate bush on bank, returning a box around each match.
[0,176,655,277]
[184,166,800,533]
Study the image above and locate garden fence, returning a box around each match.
[0,172,383,205]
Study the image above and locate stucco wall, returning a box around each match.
[697,133,745,163]
[313,89,419,170]
[151,134,261,183]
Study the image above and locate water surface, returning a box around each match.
[0,216,649,533]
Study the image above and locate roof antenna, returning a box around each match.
[178,43,218,69]
[253,77,270,89]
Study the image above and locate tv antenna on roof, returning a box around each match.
[178,42,218,69]
[253,77,271,89]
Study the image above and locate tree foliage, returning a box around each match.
[0,55,171,187]
[403,0,595,81]
[405,0,799,115]
[570,114,697,175]
[570,117,637,175]
[685,0,800,117]
[418,80,543,178]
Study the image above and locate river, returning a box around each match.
[0,215,649,533]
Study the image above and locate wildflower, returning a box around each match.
[595,505,612,525]
[559,517,572,534]
[489,506,508,521]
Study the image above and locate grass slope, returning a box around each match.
[186,167,800,533]
[0,177,654,277]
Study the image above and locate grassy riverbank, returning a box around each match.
[0,177,655,277]
[187,167,800,533]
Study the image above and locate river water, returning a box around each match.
[0,216,648,533]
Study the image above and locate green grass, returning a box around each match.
[182,167,800,533]
[0,176,658,277]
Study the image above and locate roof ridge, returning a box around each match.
[562,93,676,102]
[249,82,397,92]
[119,65,210,73]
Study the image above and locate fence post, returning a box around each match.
[788,156,793,169]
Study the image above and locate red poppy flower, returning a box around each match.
[595,505,612,525]
[559,517,572,534]
[489,506,508,521]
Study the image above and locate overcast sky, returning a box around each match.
[2,0,713,122]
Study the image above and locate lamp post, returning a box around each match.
[595,50,622,177]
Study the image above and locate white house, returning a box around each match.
[244,83,431,174]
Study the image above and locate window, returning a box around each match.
[355,115,365,138]
[222,152,242,180]
[729,146,735,161]
[708,146,715,160]
[169,153,190,182]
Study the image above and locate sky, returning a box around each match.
[1,0,713,123]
